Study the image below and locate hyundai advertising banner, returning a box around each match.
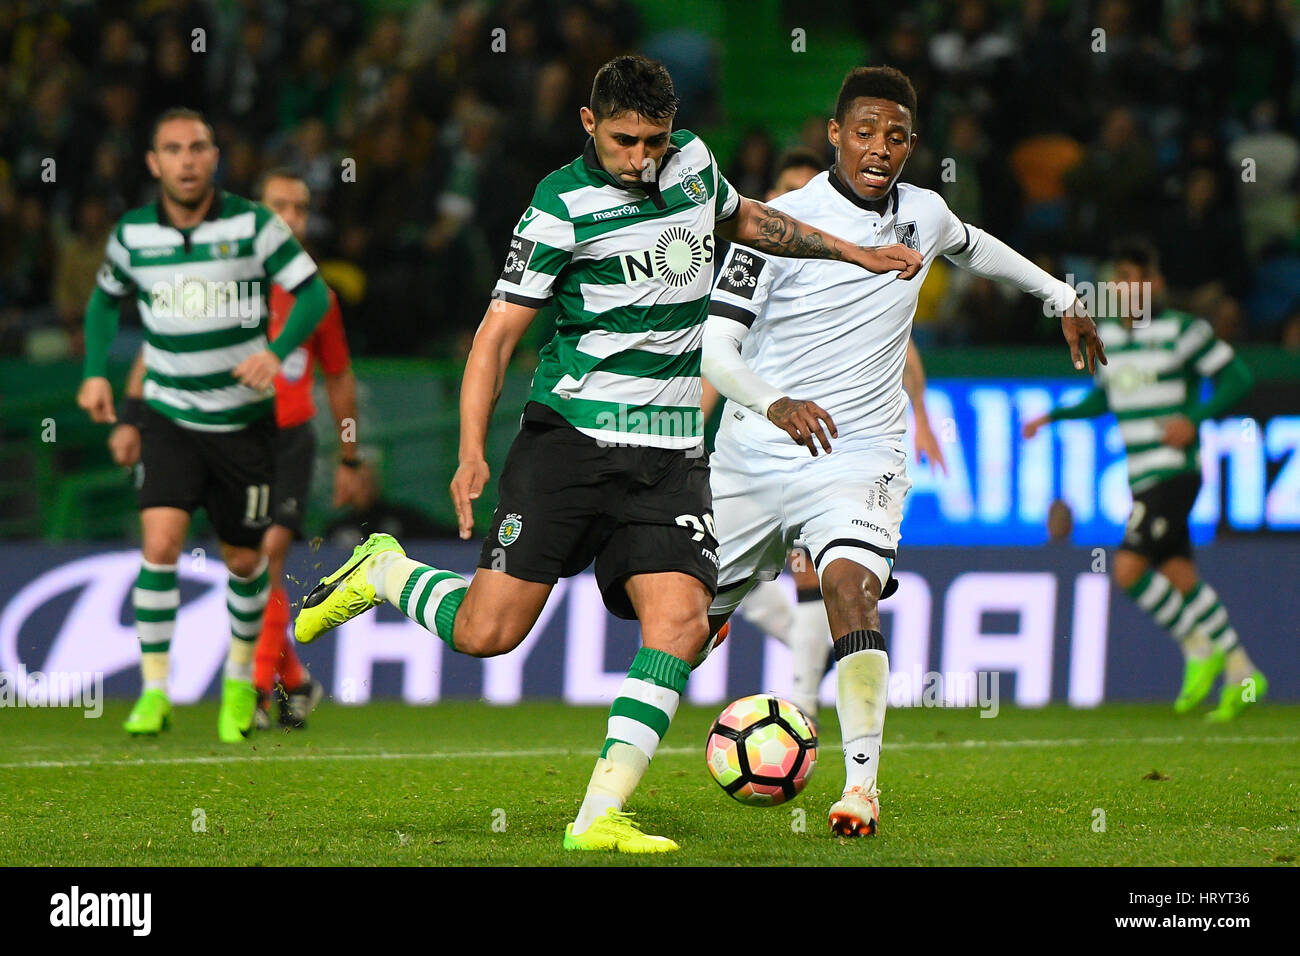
[2,542,1294,706]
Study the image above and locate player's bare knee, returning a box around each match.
[141,534,183,566]
[643,609,710,661]
[1112,551,1146,590]
[452,609,518,658]
[224,550,263,578]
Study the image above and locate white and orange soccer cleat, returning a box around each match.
[829,786,880,837]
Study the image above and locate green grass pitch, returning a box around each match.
[2,701,1297,866]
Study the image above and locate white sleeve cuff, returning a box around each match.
[701,315,784,417]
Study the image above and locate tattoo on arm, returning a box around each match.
[746,203,846,261]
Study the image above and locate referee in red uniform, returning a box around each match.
[254,168,362,729]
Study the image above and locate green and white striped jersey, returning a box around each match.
[493,129,739,449]
[1094,310,1236,491]
[96,191,318,431]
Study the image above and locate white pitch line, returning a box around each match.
[1,734,1296,771]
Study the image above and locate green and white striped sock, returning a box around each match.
[572,647,691,835]
[1182,582,1240,654]
[135,560,178,692]
[226,558,269,681]
[381,557,467,649]
[1124,570,1210,659]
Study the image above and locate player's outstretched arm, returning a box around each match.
[720,197,922,278]
[946,224,1106,372]
[1022,387,1109,439]
[903,340,945,473]
[702,314,837,456]
[452,297,539,539]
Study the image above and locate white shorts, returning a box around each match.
[709,430,910,616]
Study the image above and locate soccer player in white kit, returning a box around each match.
[700,67,1106,837]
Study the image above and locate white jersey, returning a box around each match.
[708,173,968,457]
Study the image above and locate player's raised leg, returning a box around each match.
[123,506,188,735]
[821,556,889,837]
[566,571,711,853]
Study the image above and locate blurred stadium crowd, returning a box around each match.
[2,0,1300,363]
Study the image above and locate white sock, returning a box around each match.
[833,630,889,795]
[788,598,831,716]
[1225,645,1256,686]
[739,579,793,646]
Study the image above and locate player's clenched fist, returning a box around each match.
[766,396,838,456]
[450,458,491,540]
[855,243,923,280]
[1022,413,1050,440]
[78,377,117,424]
[232,349,282,391]
[108,424,141,467]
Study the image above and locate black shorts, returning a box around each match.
[478,404,718,620]
[271,422,317,537]
[135,405,276,549]
[1120,470,1201,565]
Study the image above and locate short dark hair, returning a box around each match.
[776,147,825,177]
[151,107,214,148]
[1111,236,1161,274]
[256,166,308,201]
[834,66,918,125]
[589,55,679,123]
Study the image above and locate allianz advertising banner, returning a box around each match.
[899,379,1299,545]
[2,542,1294,706]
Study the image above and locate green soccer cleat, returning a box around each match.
[294,534,406,644]
[217,678,258,743]
[1204,671,1268,723]
[563,809,680,853]
[1173,647,1226,714]
[123,689,172,736]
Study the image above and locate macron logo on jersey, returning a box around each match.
[716,250,765,299]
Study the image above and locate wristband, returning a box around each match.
[118,396,145,428]
[340,456,362,469]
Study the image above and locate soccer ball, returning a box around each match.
[706,694,817,806]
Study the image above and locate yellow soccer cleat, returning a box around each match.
[294,534,405,644]
[829,786,880,837]
[563,809,680,853]
[217,678,258,743]
[1205,671,1268,723]
[123,688,171,736]
[1173,647,1225,714]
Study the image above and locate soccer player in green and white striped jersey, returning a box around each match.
[76,109,332,743]
[1024,238,1264,720]
[294,55,922,852]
